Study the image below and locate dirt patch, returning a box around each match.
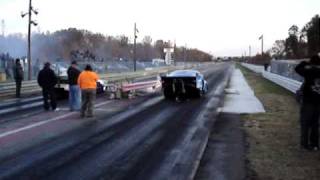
[239,65,320,180]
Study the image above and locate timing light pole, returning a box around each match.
[21,0,38,80]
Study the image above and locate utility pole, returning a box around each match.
[21,0,38,80]
[173,40,176,66]
[1,19,4,36]
[259,35,264,55]
[133,23,138,72]
[262,37,264,55]
[27,0,32,80]
[249,45,251,57]
[184,44,187,63]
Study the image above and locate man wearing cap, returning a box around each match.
[37,62,58,111]
[67,61,81,111]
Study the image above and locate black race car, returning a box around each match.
[161,70,208,99]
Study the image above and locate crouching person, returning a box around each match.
[77,64,99,118]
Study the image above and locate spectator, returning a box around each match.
[295,55,320,151]
[37,62,58,111]
[67,60,81,111]
[13,58,24,98]
[77,64,99,118]
[264,63,269,71]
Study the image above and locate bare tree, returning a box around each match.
[270,40,285,59]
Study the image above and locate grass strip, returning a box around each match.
[238,65,320,180]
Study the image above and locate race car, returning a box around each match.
[161,70,208,99]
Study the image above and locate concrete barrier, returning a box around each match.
[262,71,302,93]
[270,60,304,82]
[240,63,264,74]
[241,63,302,93]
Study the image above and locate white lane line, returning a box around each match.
[0,112,76,139]
[0,100,112,139]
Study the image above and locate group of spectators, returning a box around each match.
[14,59,100,118]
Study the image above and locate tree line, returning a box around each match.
[270,14,319,60]
[0,28,213,63]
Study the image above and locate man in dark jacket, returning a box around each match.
[13,58,24,98]
[295,55,320,151]
[67,61,81,111]
[37,62,58,111]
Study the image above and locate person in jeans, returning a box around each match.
[77,64,99,118]
[67,61,81,111]
[37,62,58,111]
[295,55,320,151]
[13,58,24,98]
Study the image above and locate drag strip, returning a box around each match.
[0,63,231,180]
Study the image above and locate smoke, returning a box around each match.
[0,34,27,58]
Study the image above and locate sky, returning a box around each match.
[0,0,319,56]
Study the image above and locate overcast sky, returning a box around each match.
[0,0,319,56]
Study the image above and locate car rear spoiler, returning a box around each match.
[160,76,196,84]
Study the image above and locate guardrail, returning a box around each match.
[121,80,160,92]
[0,80,41,99]
[0,97,43,116]
[241,63,302,93]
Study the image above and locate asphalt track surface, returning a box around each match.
[194,113,246,180]
[0,63,232,180]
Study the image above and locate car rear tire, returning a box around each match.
[163,89,173,99]
[196,89,204,98]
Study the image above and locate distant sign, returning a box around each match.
[164,48,174,65]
